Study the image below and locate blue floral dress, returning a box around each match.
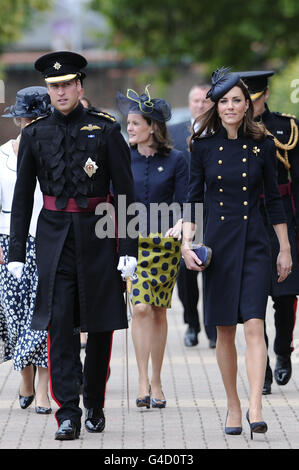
[0,140,47,370]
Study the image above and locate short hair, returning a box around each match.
[188,84,211,101]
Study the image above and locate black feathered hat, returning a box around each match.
[206,67,241,102]
[2,86,51,118]
[116,85,172,122]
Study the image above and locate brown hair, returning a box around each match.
[190,79,267,150]
[131,115,173,154]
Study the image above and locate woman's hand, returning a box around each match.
[181,245,205,272]
[0,246,5,265]
[277,248,292,283]
[165,219,183,239]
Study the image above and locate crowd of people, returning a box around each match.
[0,50,298,442]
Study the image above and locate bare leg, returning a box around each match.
[19,365,35,396]
[35,367,51,408]
[131,303,153,397]
[216,325,242,427]
[150,306,167,400]
[244,318,267,422]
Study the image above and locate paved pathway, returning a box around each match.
[0,283,298,451]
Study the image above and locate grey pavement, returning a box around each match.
[0,281,298,451]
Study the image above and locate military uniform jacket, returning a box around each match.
[8,103,137,332]
[258,104,299,296]
[186,124,286,326]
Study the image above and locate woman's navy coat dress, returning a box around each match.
[186,125,287,326]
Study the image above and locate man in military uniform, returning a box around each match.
[240,71,299,394]
[8,51,137,439]
[169,84,217,348]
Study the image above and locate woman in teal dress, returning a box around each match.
[117,86,188,408]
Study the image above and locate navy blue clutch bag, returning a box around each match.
[192,244,212,268]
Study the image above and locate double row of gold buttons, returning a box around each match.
[217,145,249,221]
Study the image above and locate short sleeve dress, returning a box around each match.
[185,125,287,326]
[130,147,188,308]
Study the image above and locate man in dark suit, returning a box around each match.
[169,84,217,348]
[8,51,137,440]
[239,71,299,394]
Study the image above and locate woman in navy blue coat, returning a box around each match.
[117,86,188,409]
[182,69,292,438]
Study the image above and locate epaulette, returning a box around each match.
[24,113,50,127]
[87,109,116,122]
[273,111,297,120]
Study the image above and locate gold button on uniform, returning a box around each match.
[243,215,248,220]
[242,173,247,177]
[219,188,223,192]
[221,216,225,220]
[219,202,223,206]
[242,186,247,191]
[242,158,247,162]
[218,175,222,180]
[218,160,223,164]
[219,146,223,151]
[243,145,247,149]
[243,201,248,206]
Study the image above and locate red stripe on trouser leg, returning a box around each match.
[291,298,298,352]
[47,327,61,427]
[103,331,114,408]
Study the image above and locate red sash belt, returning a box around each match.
[260,182,291,199]
[43,195,107,212]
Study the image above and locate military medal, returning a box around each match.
[83,157,98,177]
[80,124,101,131]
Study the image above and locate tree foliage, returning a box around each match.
[0,0,51,50]
[268,57,299,116]
[90,0,299,75]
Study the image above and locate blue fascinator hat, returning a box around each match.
[2,86,51,118]
[206,67,241,102]
[116,84,172,122]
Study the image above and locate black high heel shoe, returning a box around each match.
[224,410,242,435]
[151,390,166,409]
[246,409,268,440]
[136,386,151,409]
[19,365,36,409]
[35,394,52,414]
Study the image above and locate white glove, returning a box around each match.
[117,255,137,279]
[7,262,24,280]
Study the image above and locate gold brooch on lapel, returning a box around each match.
[83,158,98,177]
[253,146,260,155]
[157,166,164,172]
[80,124,101,131]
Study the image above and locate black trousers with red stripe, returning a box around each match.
[47,226,113,429]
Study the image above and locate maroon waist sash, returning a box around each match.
[43,195,107,212]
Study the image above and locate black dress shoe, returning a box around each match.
[55,420,80,440]
[184,326,198,347]
[274,355,292,385]
[85,408,105,433]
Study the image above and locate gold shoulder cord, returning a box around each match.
[266,118,298,170]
